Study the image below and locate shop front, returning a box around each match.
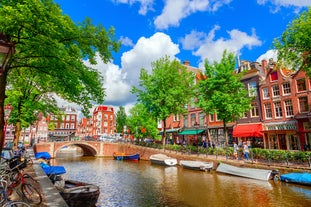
[262,121,299,150]
[232,123,263,148]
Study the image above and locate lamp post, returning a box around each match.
[194,122,200,153]
[3,103,13,147]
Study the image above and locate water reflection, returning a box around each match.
[52,157,311,207]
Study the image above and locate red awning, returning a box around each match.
[232,124,263,137]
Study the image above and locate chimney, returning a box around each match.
[183,60,190,66]
[262,59,267,76]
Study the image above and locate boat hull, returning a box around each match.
[280,173,311,186]
[113,152,140,161]
[56,180,100,207]
[150,154,177,166]
[180,160,213,171]
[216,163,272,181]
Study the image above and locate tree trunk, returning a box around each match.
[162,119,167,148]
[223,121,228,148]
[0,73,6,160]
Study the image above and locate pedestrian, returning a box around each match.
[212,141,215,149]
[233,142,238,159]
[243,142,250,160]
[202,140,207,148]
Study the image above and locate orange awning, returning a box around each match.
[232,124,263,138]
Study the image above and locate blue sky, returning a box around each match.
[54,0,311,114]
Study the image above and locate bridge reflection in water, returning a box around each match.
[56,145,84,158]
[51,157,311,207]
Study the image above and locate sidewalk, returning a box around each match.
[26,149,68,207]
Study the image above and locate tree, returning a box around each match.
[115,106,127,133]
[273,8,311,77]
[5,67,60,148]
[126,103,159,141]
[197,51,253,148]
[0,0,120,155]
[131,56,195,147]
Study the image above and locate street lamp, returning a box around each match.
[194,122,200,153]
[2,103,13,147]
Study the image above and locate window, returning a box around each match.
[190,113,196,125]
[274,101,283,118]
[262,88,270,99]
[264,103,272,119]
[270,71,278,81]
[251,103,259,117]
[272,85,280,97]
[71,115,75,121]
[297,78,306,92]
[299,96,309,112]
[66,115,70,121]
[184,115,188,127]
[199,112,205,125]
[209,114,214,122]
[173,114,180,121]
[284,99,294,117]
[248,81,257,97]
[70,123,75,129]
[282,82,291,95]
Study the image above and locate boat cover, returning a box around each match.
[40,162,66,175]
[35,152,51,160]
[280,173,311,185]
[216,163,272,181]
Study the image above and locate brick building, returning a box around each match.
[92,105,115,138]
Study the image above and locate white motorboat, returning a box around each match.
[180,160,213,171]
[149,153,177,166]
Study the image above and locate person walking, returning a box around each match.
[243,142,250,160]
[233,142,238,159]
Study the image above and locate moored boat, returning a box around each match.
[180,160,213,171]
[149,153,177,166]
[40,162,100,207]
[216,163,275,181]
[113,152,140,161]
[54,179,100,207]
[280,172,311,186]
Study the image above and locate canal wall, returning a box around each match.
[34,142,311,173]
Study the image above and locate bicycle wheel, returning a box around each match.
[21,183,42,205]
[3,200,31,207]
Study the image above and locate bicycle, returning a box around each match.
[0,176,31,207]
[4,156,42,205]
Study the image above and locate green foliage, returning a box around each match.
[0,0,120,115]
[127,103,158,139]
[197,51,253,146]
[131,56,195,144]
[273,8,311,77]
[115,106,127,133]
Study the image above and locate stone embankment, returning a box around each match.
[27,144,310,206]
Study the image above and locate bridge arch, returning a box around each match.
[54,141,99,157]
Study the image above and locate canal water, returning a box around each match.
[51,155,311,207]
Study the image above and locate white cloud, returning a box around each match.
[120,36,134,47]
[154,0,232,30]
[79,32,180,114]
[257,0,311,13]
[112,0,154,15]
[182,26,262,65]
[256,49,278,63]
[121,32,180,85]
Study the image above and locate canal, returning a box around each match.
[51,156,311,207]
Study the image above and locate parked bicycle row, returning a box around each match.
[0,151,42,206]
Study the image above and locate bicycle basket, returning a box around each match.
[9,156,27,170]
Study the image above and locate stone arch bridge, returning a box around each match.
[33,141,120,158]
